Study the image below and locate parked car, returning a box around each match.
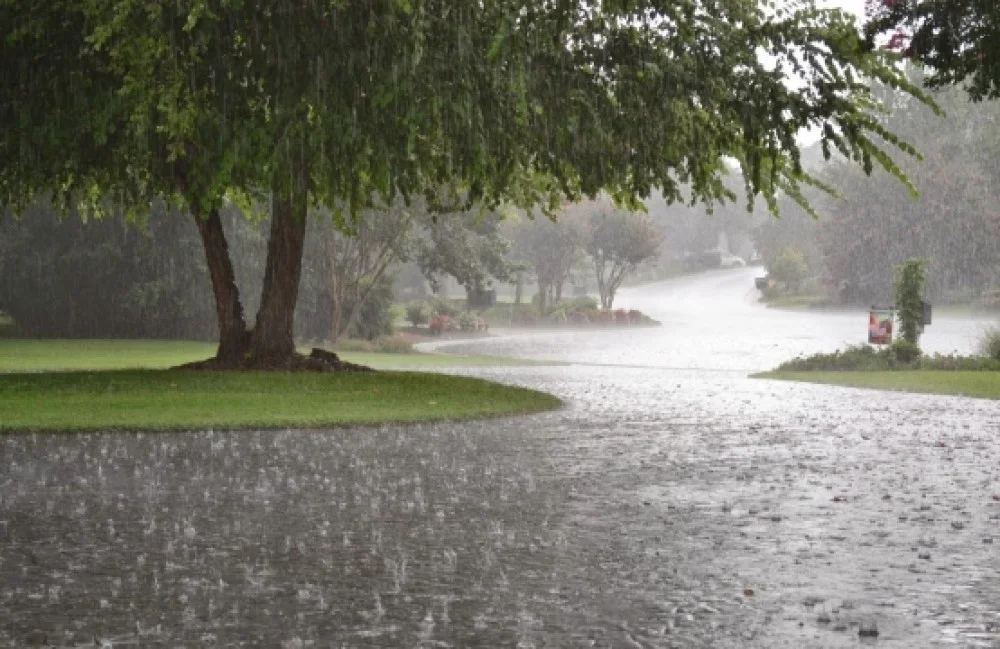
[720,253,746,268]
[682,250,722,272]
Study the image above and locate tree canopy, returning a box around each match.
[865,0,1000,101]
[1,0,928,367]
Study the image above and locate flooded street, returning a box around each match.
[3,269,1000,647]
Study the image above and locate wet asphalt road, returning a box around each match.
[2,268,999,648]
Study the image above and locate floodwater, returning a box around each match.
[2,268,1000,648]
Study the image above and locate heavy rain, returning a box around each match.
[2,0,1000,648]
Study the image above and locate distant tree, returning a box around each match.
[581,209,663,310]
[415,209,512,297]
[758,67,1000,305]
[0,200,216,339]
[314,205,414,342]
[508,214,581,312]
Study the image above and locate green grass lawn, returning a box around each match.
[0,370,562,432]
[757,370,1000,400]
[0,339,539,373]
[0,339,561,431]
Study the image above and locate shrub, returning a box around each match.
[979,326,1000,360]
[459,312,478,332]
[374,334,414,353]
[429,314,457,335]
[334,338,376,353]
[545,306,570,324]
[517,309,538,326]
[0,313,14,338]
[431,298,460,317]
[769,246,808,291]
[561,296,599,311]
[776,344,901,371]
[772,342,1000,372]
[406,303,428,327]
[889,339,922,364]
[334,335,414,354]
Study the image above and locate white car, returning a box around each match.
[720,254,746,268]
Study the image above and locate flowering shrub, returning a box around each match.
[429,314,457,335]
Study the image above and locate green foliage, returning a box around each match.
[334,335,414,355]
[780,67,1000,306]
[458,312,478,332]
[581,207,663,310]
[1,0,938,358]
[769,246,809,291]
[890,339,922,364]
[429,298,461,318]
[866,1,1000,101]
[406,304,428,327]
[416,209,512,294]
[0,370,561,432]
[0,200,217,339]
[343,275,395,341]
[775,344,1000,372]
[978,327,1000,361]
[894,258,927,344]
[0,314,15,338]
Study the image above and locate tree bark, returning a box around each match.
[194,207,250,363]
[251,182,308,361]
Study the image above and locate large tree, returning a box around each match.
[3,0,928,368]
[865,0,1000,101]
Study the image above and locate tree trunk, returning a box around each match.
[514,273,523,305]
[329,255,344,343]
[251,183,308,361]
[194,207,250,363]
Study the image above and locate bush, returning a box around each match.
[334,335,414,354]
[374,334,414,353]
[429,314,457,335]
[333,338,376,353]
[777,344,905,371]
[406,303,429,327]
[889,339,922,364]
[560,296,599,311]
[431,298,461,317]
[769,246,808,291]
[0,313,14,338]
[979,326,1000,360]
[775,343,1000,372]
[459,312,478,332]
